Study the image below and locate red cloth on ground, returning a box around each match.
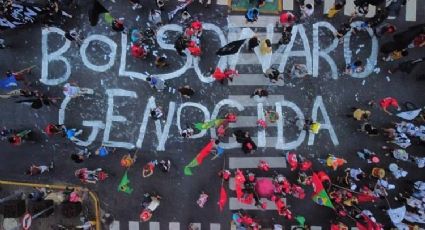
[379,97,399,110]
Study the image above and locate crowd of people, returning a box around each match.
[1,0,425,229]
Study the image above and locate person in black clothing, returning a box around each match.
[358,122,379,136]
[279,26,292,45]
[112,19,125,32]
[178,85,195,99]
[264,67,281,83]
[174,35,189,56]
[388,57,425,74]
[242,137,257,154]
[71,148,91,163]
[250,88,268,98]
[363,8,388,29]
[248,36,260,51]
[233,130,250,143]
[335,22,352,42]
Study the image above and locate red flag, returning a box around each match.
[317,171,331,184]
[356,221,369,230]
[218,186,227,211]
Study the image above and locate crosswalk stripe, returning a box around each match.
[129,221,139,230]
[229,157,286,169]
[191,223,201,229]
[406,0,417,21]
[216,0,228,5]
[150,222,160,230]
[228,136,285,148]
[228,115,278,128]
[228,15,278,28]
[228,0,419,26]
[229,74,284,86]
[110,221,120,230]
[231,53,283,65]
[109,221,361,229]
[323,0,334,14]
[228,95,285,106]
[169,222,180,230]
[310,227,322,230]
[229,197,286,210]
[210,223,221,230]
[282,0,294,10]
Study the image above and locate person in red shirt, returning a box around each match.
[212,67,227,83]
[279,12,296,27]
[190,20,203,37]
[130,43,146,59]
[187,41,201,56]
[379,97,401,115]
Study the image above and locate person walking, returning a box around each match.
[388,57,425,74]
[63,82,94,98]
[300,3,314,20]
[348,108,371,121]
[71,148,91,163]
[344,60,364,74]
[326,0,345,18]
[178,85,195,99]
[150,106,164,120]
[245,7,259,23]
[146,75,166,92]
[26,162,54,175]
[259,39,272,55]
[64,29,84,47]
[379,97,401,115]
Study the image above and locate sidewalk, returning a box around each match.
[0,180,101,230]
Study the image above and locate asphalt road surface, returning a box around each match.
[1,0,425,229]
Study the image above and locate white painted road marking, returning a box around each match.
[228,95,285,107]
[109,221,360,229]
[228,136,292,148]
[227,15,278,28]
[169,222,180,230]
[217,0,228,5]
[129,221,139,230]
[110,221,119,230]
[210,223,221,230]
[229,197,286,210]
[228,157,286,169]
[406,0,417,21]
[228,116,278,128]
[150,222,160,230]
[229,74,284,86]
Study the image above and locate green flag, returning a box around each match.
[295,215,305,226]
[104,13,114,24]
[118,171,133,194]
[194,119,224,131]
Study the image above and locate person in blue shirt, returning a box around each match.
[245,8,259,23]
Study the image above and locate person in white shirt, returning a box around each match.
[63,83,94,98]
[300,4,314,19]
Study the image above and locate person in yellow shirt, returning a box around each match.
[310,122,321,134]
[350,108,371,121]
[327,1,345,18]
[260,39,272,55]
